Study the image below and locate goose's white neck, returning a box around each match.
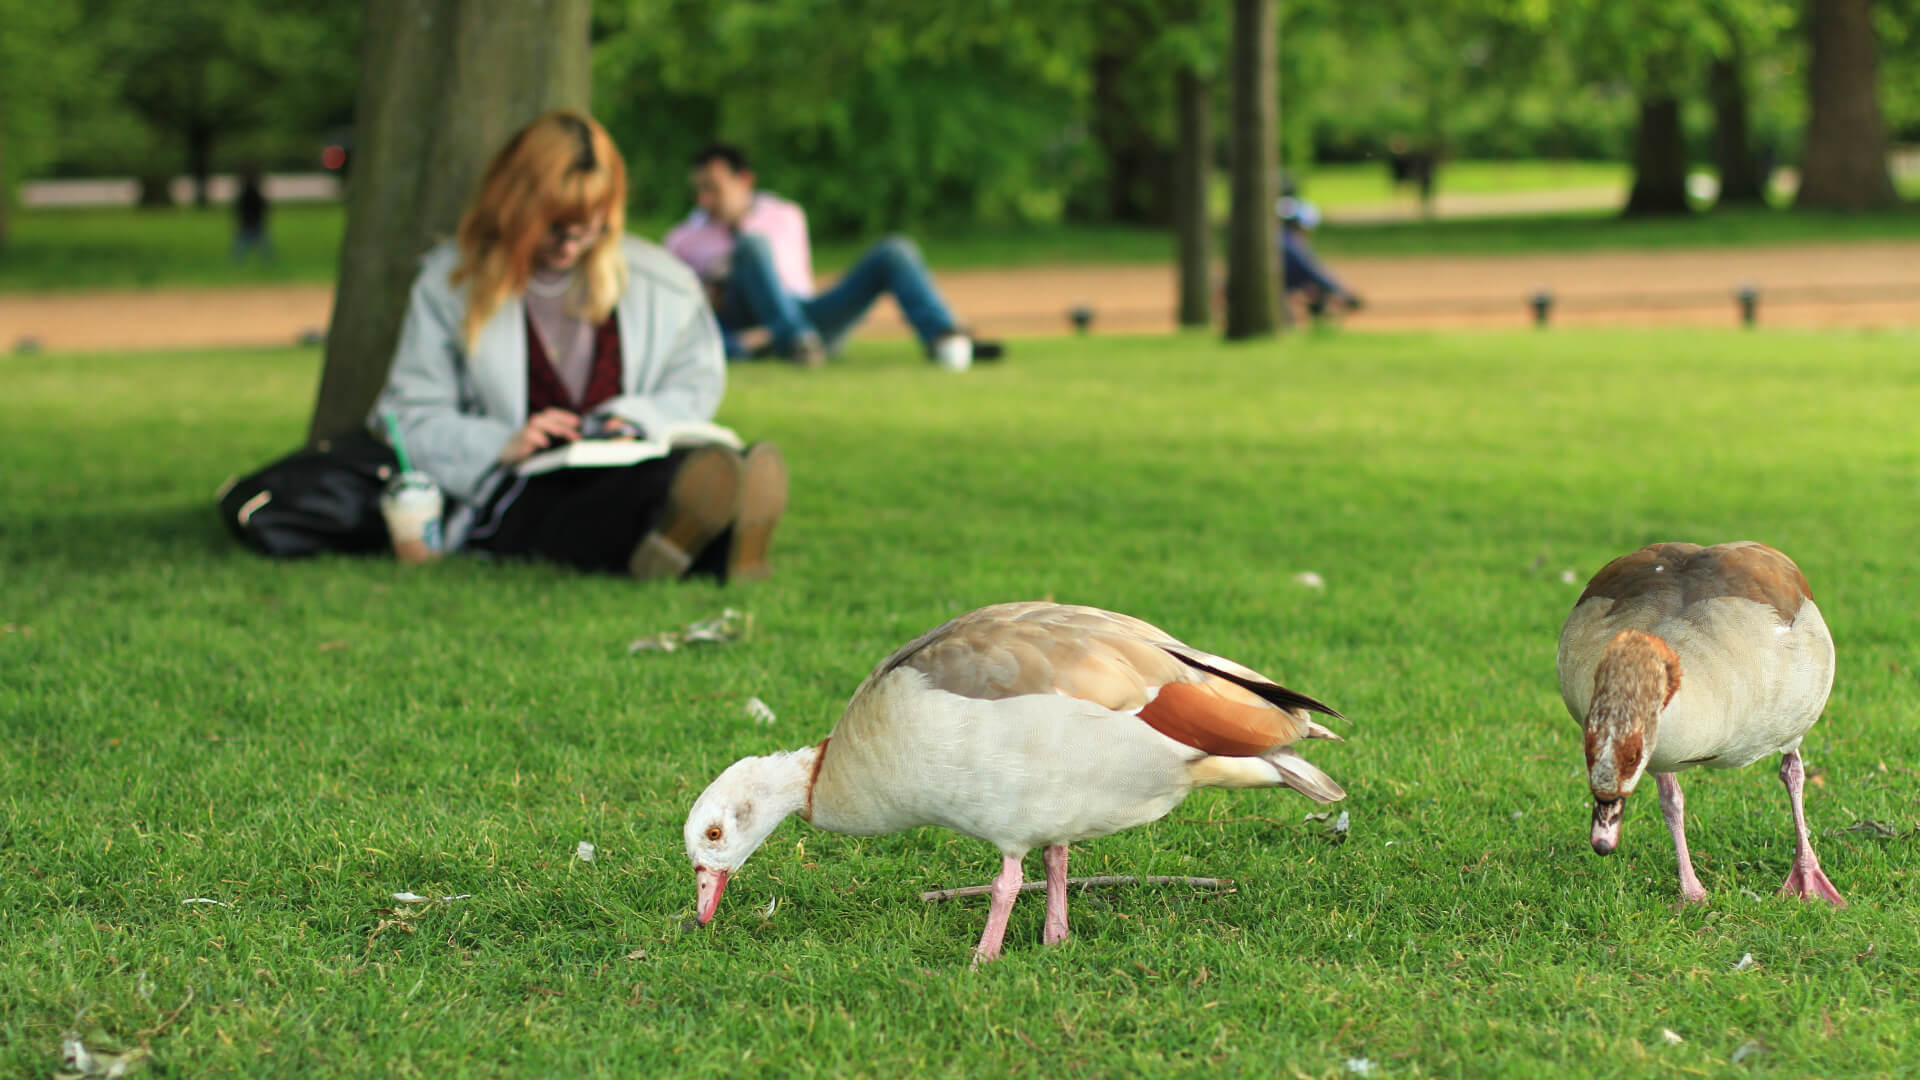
[770,742,824,821]
[725,742,822,825]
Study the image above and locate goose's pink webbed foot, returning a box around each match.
[1779,858,1847,906]
[1778,749,1847,908]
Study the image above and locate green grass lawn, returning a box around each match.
[4,329,1920,1077]
[7,172,1920,291]
[1310,204,1920,257]
[1293,159,1629,207]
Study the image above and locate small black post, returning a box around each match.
[1068,304,1094,334]
[1736,284,1759,327]
[1529,289,1554,328]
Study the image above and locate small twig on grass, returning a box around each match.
[134,984,195,1040]
[920,876,1234,902]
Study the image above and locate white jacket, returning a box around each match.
[370,235,726,549]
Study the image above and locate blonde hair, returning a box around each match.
[451,110,629,348]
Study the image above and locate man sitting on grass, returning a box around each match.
[1278,197,1365,321]
[664,142,1003,369]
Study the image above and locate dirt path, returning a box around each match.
[5,242,1918,354]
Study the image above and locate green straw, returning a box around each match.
[381,410,415,474]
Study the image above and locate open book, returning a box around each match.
[516,419,745,477]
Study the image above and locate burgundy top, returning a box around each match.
[526,312,623,415]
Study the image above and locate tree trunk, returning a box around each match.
[1796,0,1897,210]
[1173,66,1212,328]
[1710,50,1766,206]
[189,124,215,208]
[1224,0,1279,340]
[1622,96,1691,217]
[1088,48,1172,225]
[136,174,174,208]
[307,0,592,445]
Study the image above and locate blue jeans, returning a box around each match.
[1281,230,1345,297]
[718,234,958,357]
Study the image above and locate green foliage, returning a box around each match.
[1877,0,1920,141]
[48,0,357,180]
[5,329,1920,1075]
[0,1,91,202]
[20,0,1916,242]
[593,0,1095,234]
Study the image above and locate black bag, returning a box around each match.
[217,430,401,557]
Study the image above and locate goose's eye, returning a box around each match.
[705,825,724,842]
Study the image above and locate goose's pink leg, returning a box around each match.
[1042,845,1071,945]
[1657,773,1709,905]
[1777,750,1847,907]
[971,854,1025,965]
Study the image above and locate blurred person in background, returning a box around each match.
[232,167,273,264]
[1278,196,1364,320]
[664,142,1003,369]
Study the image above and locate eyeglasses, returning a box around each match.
[546,220,608,250]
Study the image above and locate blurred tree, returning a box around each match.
[0,1,89,247]
[1081,0,1180,225]
[1126,0,1225,327]
[1224,0,1279,340]
[593,0,1092,238]
[92,1,272,207]
[81,0,358,207]
[1709,44,1766,204]
[307,0,591,444]
[1623,94,1692,215]
[1571,1,1710,216]
[1796,0,1899,209]
[1878,0,1920,142]
[1172,58,1214,328]
[1706,2,1797,207]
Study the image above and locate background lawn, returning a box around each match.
[1294,160,1630,206]
[3,329,1919,1077]
[7,166,1920,291]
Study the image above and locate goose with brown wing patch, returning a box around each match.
[1557,542,1843,906]
[684,602,1346,963]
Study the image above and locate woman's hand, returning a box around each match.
[498,408,581,464]
[596,415,640,439]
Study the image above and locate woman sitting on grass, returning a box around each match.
[373,110,787,582]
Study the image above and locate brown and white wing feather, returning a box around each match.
[1573,541,1811,626]
[1560,541,1820,727]
[878,602,1341,758]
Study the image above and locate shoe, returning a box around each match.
[785,331,827,369]
[725,442,789,582]
[627,445,744,581]
[971,338,1006,361]
[933,333,973,371]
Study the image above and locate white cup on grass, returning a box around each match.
[380,473,444,564]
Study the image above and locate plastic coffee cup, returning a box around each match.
[380,472,444,564]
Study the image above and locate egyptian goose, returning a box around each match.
[683,602,1345,962]
[1557,542,1842,906]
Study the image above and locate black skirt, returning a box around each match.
[467,451,728,577]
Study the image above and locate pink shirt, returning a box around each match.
[664,192,816,299]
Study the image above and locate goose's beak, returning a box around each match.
[695,867,730,925]
[1591,798,1625,855]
